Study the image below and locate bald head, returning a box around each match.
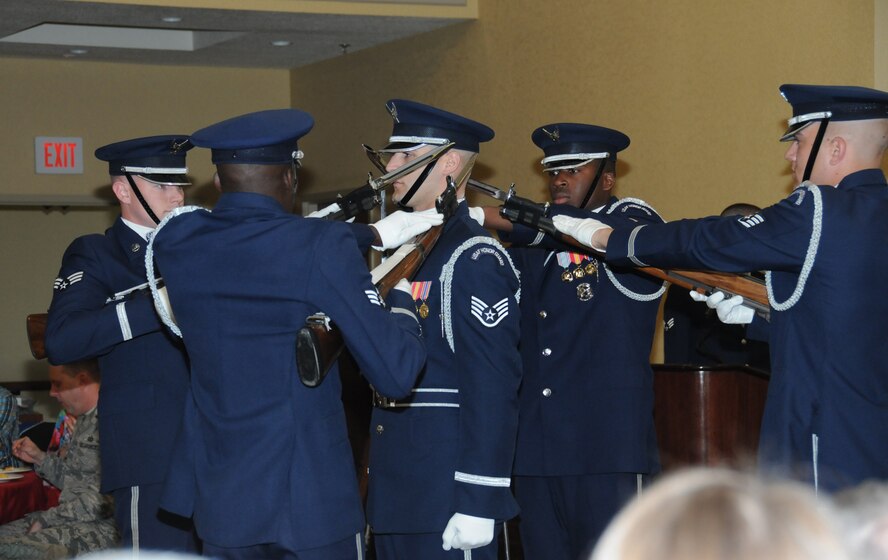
[826,119,888,168]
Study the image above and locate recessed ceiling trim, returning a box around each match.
[64,0,478,19]
[0,23,242,51]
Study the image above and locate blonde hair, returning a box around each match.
[591,468,849,560]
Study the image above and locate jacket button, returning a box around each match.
[539,310,547,319]
[375,425,384,434]
[542,388,552,397]
[542,348,552,356]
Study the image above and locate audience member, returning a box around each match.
[0,360,117,559]
[590,468,850,560]
[663,203,770,370]
[0,386,20,469]
[832,481,888,560]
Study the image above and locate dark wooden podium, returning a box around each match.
[653,364,769,471]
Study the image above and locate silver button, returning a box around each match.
[542,388,552,397]
[375,425,384,434]
[130,243,141,253]
[542,348,552,356]
[539,310,547,319]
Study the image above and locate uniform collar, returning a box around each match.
[835,168,887,190]
[443,200,469,233]
[214,191,290,213]
[121,217,155,241]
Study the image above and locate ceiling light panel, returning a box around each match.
[0,23,241,51]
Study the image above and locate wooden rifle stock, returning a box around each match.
[467,178,770,315]
[26,313,48,360]
[296,183,459,388]
[547,225,769,314]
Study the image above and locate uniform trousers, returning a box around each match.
[514,473,644,560]
[202,532,364,560]
[374,525,503,560]
[112,482,198,552]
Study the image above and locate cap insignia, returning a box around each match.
[386,101,400,123]
[541,126,560,143]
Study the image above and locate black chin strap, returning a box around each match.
[802,118,830,183]
[396,156,442,211]
[125,173,161,225]
[579,159,607,210]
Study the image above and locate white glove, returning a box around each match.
[393,278,412,296]
[371,209,444,250]
[442,513,495,551]
[552,214,610,251]
[306,202,341,218]
[468,206,486,226]
[689,290,755,324]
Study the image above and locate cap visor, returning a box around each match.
[376,142,427,154]
[139,174,191,186]
[779,120,814,142]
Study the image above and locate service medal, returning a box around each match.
[574,267,586,279]
[411,280,433,320]
[577,282,593,301]
[585,262,597,275]
[561,269,574,282]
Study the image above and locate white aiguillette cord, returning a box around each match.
[145,205,209,337]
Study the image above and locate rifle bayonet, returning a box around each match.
[325,141,456,221]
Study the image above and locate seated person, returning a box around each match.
[590,467,850,560]
[663,203,770,371]
[0,386,20,469]
[46,410,73,456]
[832,480,888,560]
[0,360,118,559]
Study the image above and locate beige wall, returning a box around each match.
[0,57,290,383]
[291,0,876,360]
[293,0,874,216]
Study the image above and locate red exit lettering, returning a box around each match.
[43,142,77,168]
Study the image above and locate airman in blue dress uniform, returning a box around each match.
[356,100,522,560]
[554,84,888,492]
[490,123,663,558]
[147,109,427,559]
[45,135,198,552]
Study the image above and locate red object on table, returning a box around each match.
[0,471,59,525]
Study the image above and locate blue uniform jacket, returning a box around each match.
[45,218,190,494]
[150,192,426,549]
[606,169,888,490]
[505,198,663,476]
[365,202,522,533]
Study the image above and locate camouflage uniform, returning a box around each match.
[0,408,118,559]
[0,386,19,469]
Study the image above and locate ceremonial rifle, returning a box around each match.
[296,178,461,387]
[321,141,454,221]
[467,178,770,315]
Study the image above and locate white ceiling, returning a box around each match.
[0,0,468,69]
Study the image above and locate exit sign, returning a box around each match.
[36,137,83,174]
